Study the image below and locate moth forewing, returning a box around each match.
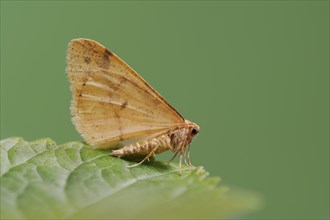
[66,38,200,168]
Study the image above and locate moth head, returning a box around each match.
[185,120,200,138]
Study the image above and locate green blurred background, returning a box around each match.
[1,1,329,219]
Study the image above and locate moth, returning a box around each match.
[66,39,200,169]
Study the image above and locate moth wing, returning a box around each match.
[66,39,184,148]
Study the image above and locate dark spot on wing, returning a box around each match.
[119,76,127,84]
[104,49,113,57]
[97,50,111,69]
[84,57,91,64]
[102,54,110,69]
[108,76,126,92]
[121,101,128,109]
[114,110,123,134]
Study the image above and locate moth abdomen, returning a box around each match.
[111,133,173,157]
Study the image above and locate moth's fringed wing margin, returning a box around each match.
[66,38,200,169]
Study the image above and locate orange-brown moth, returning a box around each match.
[66,39,199,169]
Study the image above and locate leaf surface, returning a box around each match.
[0,137,260,219]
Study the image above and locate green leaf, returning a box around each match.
[1,137,261,219]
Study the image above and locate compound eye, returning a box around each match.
[191,128,199,136]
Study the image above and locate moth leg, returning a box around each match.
[179,151,183,175]
[186,144,194,168]
[184,145,190,167]
[127,146,159,168]
[167,150,179,163]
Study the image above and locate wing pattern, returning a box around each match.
[66,39,184,148]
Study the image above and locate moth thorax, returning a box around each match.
[169,127,194,152]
